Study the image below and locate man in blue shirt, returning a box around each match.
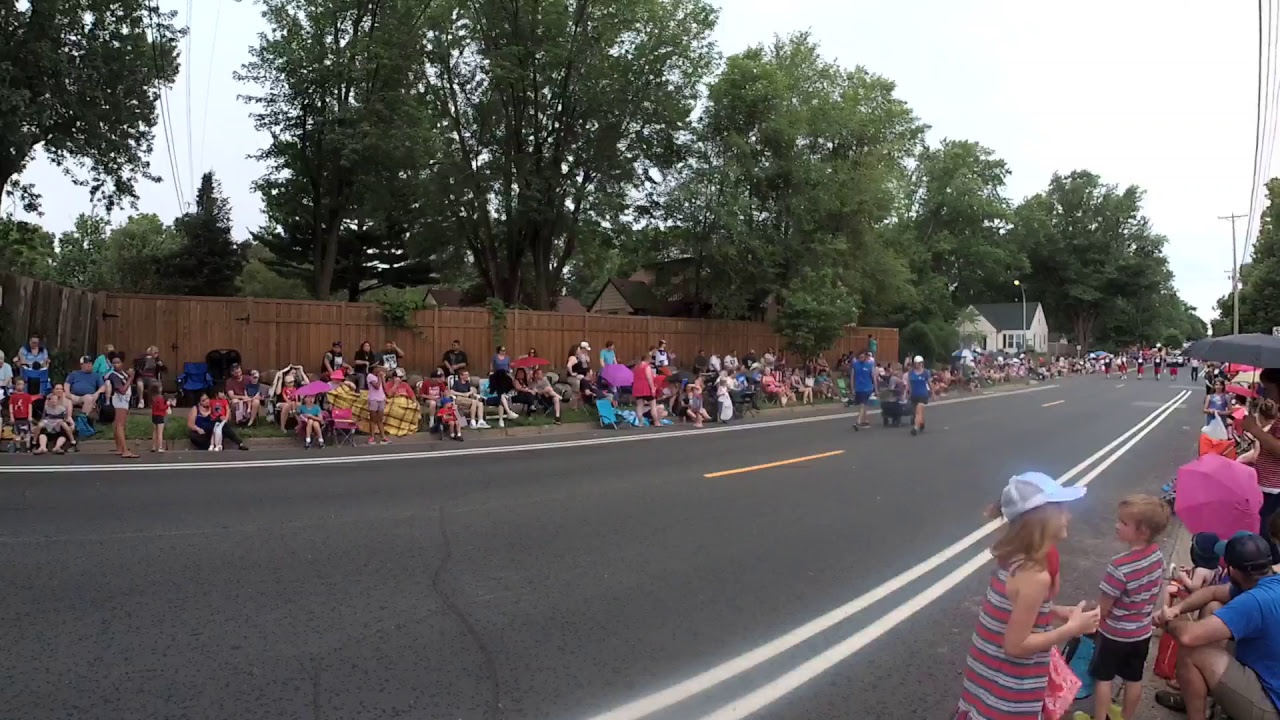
[64,355,107,417]
[1157,533,1280,720]
[850,350,877,428]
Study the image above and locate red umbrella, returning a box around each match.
[512,356,550,370]
[1226,383,1258,398]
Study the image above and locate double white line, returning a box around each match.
[588,389,1192,720]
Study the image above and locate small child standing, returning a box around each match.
[149,382,171,452]
[1075,494,1170,720]
[209,392,231,451]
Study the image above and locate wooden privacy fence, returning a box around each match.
[99,293,898,379]
[0,272,101,361]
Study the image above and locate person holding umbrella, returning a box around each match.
[1239,368,1280,530]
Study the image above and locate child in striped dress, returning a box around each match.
[956,472,1101,720]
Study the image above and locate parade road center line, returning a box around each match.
[1042,400,1065,407]
[0,384,1059,474]
[696,389,1191,720]
[704,451,844,478]
[585,390,1189,720]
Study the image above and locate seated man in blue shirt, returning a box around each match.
[1157,533,1280,720]
[64,355,107,418]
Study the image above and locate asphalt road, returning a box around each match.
[0,377,1205,720]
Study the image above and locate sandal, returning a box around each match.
[120,452,140,459]
[1154,690,1186,712]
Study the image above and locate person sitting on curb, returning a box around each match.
[1154,532,1280,720]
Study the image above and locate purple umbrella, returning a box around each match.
[297,380,332,397]
[600,363,633,387]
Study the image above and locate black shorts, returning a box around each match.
[910,395,929,406]
[853,390,872,405]
[152,415,167,426]
[1089,634,1151,683]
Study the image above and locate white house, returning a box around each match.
[957,302,1050,353]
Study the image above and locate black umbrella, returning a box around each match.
[1183,334,1280,367]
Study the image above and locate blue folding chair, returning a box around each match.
[20,367,51,396]
[177,362,214,401]
[595,398,619,429]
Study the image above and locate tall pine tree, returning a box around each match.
[165,172,245,296]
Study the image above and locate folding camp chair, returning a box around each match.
[20,367,51,396]
[330,407,359,447]
[177,363,215,402]
[595,398,619,429]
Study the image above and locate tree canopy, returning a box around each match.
[4,7,1204,350]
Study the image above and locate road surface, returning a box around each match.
[0,378,1203,719]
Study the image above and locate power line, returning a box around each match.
[185,0,195,200]
[198,0,224,175]
[147,1,185,210]
[1245,0,1271,252]
[1247,0,1280,262]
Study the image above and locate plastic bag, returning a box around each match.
[1202,415,1228,441]
[1043,646,1082,720]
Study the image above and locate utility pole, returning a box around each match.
[1219,213,1247,335]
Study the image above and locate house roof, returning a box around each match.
[553,296,587,314]
[589,277,662,313]
[971,302,1043,331]
[426,288,465,307]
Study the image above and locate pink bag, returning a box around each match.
[1043,646,1082,720]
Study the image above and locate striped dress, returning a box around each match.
[955,562,1053,719]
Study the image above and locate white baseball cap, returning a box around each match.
[580,341,591,351]
[1000,472,1086,521]
[912,355,924,364]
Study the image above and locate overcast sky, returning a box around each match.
[13,0,1259,324]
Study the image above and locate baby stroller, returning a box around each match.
[879,388,907,427]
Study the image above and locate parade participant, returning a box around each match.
[907,356,931,436]
[1153,345,1164,381]
[1136,352,1146,380]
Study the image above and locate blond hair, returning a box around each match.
[985,503,1061,570]
[1118,494,1170,542]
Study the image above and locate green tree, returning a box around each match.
[1229,179,1280,334]
[773,268,858,360]
[98,213,180,293]
[164,172,245,296]
[891,140,1024,323]
[1011,171,1172,350]
[0,1,183,212]
[656,33,923,320]
[237,243,310,299]
[0,217,56,278]
[239,0,437,299]
[421,0,719,308]
[50,213,110,287]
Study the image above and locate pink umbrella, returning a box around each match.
[600,363,634,388]
[297,380,332,396]
[1175,454,1262,537]
[1226,384,1258,398]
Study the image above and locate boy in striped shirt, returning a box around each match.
[1078,495,1171,720]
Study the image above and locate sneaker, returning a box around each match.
[475,420,491,429]
[368,438,378,445]
[318,442,325,449]
[380,438,391,445]
[305,440,311,449]
[506,410,520,419]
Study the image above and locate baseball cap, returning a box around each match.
[1190,532,1224,569]
[79,355,93,364]
[1216,532,1280,572]
[999,471,1087,522]
[580,341,591,351]
[913,355,924,364]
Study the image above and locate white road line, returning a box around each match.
[696,389,1192,720]
[1116,384,1126,388]
[0,384,1058,474]
[1042,400,1065,407]
[585,390,1189,720]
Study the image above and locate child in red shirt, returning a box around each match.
[8,391,35,449]
[210,392,231,451]
[150,384,171,453]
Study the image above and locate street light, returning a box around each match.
[1013,279,1027,352]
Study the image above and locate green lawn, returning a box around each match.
[110,396,845,442]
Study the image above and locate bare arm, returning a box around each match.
[1167,615,1234,648]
